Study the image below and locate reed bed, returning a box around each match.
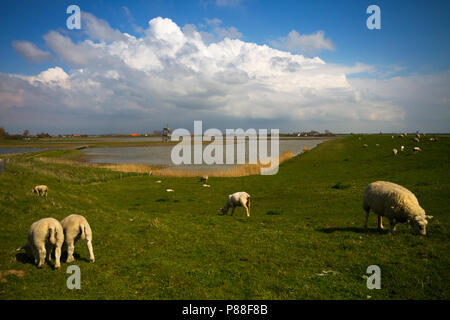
[33,150,293,177]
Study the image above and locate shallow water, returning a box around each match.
[0,148,47,155]
[84,139,324,170]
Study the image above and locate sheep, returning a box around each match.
[413,137,420,143]
[60,214,95,263]
[32,185,48,197]
[416,134,421,139]
[221,192,251,217]
[200,175,208,183]
[392,148,398,156]
[363,181,432,235]
[413,147,422,152]
[363,144,368,148]
[401,145,405,152]
[398,134,404,138]
[429,137,437,142]
[166,189,174,192]
[18,218,64,268]
[376,144,380,147]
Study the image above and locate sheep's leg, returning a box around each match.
[37,245,46,268]
[377,216,384,230]
[66,241,75,263]
[54,246,61,269]
[364,209,370,231]
[31,245,39,265]
[46,245,52,262]
[231,207,235,216]
[87,240,95,262]
[389,220,396,235]
[243,204,250,217]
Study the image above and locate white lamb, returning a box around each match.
[221,192,251,217]
[363,181,432,235]
[18,218,64,268]
[32,185,48,197]
[413,147,422,152]
[60,214,95,263]
[401,145,405,152]
[392,148,398,156]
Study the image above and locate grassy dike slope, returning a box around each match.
[0,135,449,299]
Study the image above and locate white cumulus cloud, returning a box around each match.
[2,14,449,133]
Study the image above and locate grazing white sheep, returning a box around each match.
[392,148,398,156]
[416,134,421,139]
[202,184,210,187]
[413,147,422,152]
[413,137,420,143]
[221,192,251,217]
[376,144,380,147]
[60,214,95,263]
[391,136,394,139]
[166,189,174,192]
[363,144,368,148]
[32,185,48,197]
[429,137,437,142]
[363,181,432,235]
[18,218,64,268]
[400,145,405,152]
[156,180,162,183]
[200,175,208,182]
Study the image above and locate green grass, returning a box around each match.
[0,135,449,299]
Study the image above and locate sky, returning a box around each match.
[0,0,449,134]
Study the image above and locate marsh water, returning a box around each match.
[84,138,328,170]
[0,148,47,155]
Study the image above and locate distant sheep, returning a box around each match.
[401,145,405,152]
[60,214,95,263]
[413,147,422,152]
[32,185,48,197]
[429,137,437,142]
[200,175,208,183]
[416,134,421,139]
[363,181,432,235]
[376,144,380,147]
[221,192,251,217]
[166,189,174,192]
[18,218,64,268]
[392,148,398,156]
[413,137,420,143]
[363,144,368,148]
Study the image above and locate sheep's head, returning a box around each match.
[220,207,228,215]
[409,215,431,235]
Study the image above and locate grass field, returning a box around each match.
[0,135,449,299]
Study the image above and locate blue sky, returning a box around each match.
[0,0,449,133]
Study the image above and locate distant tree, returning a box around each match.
[23,129,29,137]
[37,132,50,138]
[0,127,7,138]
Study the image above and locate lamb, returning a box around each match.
[401,145,405,152]
[363,181,432,235]
[221,192,251,217]
[60,214,95,263]
[392,148,398,156]
[200,175,208,183]
[18,218,64,268]
[32,185,48,197]
[413,147,422,152]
